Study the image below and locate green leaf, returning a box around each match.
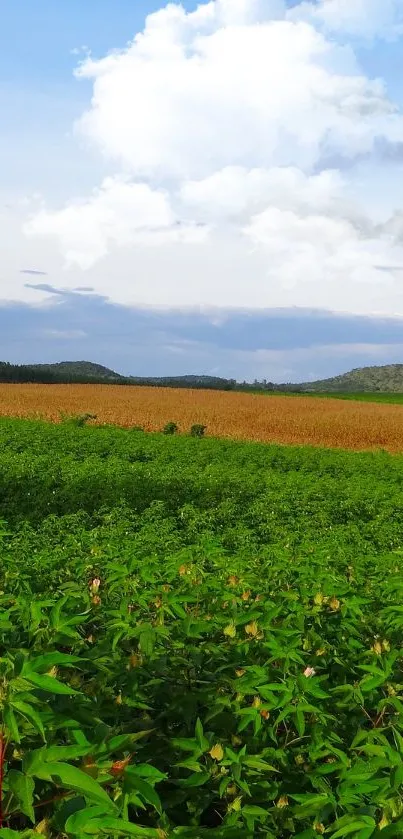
[295,708,306,737]
[359,675,387,693]
[22,670,79,695]
[332,818,376,838]
[242,805,268,818]
[27,760,116,812]
[195,717,204,747]
[11,700,45,741]
[130,764,167,782]
[139,628,156,657]
[178,772,211,787]
[172,738,201,752]
[371,823,403,838]
[29,652,85,672]
[123,773,162,814]
[3,706,20,744]
[35,745,92,762]
[64,805,110,835]
[242,758,278,772]
[70,816,162,837]
[7,770,35,824]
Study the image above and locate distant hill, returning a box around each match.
[129,374,236,389]
[299,364,403,393]
[0,360,123,385]
[0,361,235,388]
[1,360,403,393]
[31,361,123,380]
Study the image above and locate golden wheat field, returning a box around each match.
[0,383,403,451]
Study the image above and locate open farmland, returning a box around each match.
[1,419,403,836]
[0,383,403,451]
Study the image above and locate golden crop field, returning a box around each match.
[1,382,403,452]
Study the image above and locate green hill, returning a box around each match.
[300,364,403,393]
[31,361,122,380]
[2,360,403,394]
[0,361,234,388]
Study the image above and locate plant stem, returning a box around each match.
[0,729,5,828]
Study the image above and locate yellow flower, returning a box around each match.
[316,647,326,657]
[252,695,261,708]
[229,796,242,812]
[313,593,324,606]
[314,823,325,834]
[328,597,340,611]
[34,818,50,836]
[209,744,224,761]
[224,622,236,638]
[241,590,251,601]
[235,668,246,677]
[372,640,383,655]
[276,796,289,808]
[128,653,142,669]
[245,620,259,637]
[378,813,390,830]
[382,639,391,652]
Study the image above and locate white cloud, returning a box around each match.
[244,207,403,293]
[20,0,403,316]
[74,8,399,180]
[180,167,348,223]
[290,0,403,41]
[25,176,206,269]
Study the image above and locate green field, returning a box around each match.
[1,418,403,838]
[295,392,403,405]
[252,390,403,405]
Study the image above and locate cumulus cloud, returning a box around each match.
[180,167,348,223]
[74,8,399,179]
[291,0,403,41]
[26,176,206,269]
[22,0,403,314]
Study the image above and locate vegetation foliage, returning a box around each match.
[300,365,403,394]
[0,419,403,837]
[1,384,403,451]
[2,361,403,397]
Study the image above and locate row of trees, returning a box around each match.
[0,362,303,392]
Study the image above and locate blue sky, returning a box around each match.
[2,0,403,381]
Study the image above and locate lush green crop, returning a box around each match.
[0,419,403,838]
